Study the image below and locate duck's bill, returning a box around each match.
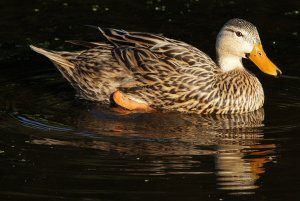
[249,44,282,77]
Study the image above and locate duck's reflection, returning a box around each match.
[29,107,276,194]
[215,143,275,193]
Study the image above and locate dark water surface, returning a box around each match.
[1,0,300,200]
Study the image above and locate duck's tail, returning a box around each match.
[30,45,79,87]
[30,45,75,69]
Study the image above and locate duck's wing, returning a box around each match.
[99,28,218,72]
[99,29,220,108]
[112,46,219,109]
[113,46,178,85]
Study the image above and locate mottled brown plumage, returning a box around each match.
[30,19,281,114]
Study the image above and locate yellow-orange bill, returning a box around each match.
[249,44,282,77]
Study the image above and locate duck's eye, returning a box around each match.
[235,31,243,37]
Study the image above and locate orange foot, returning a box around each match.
[112,90,155,113]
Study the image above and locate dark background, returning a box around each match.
[0,1,300,201]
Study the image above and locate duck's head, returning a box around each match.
[216,18,282,77]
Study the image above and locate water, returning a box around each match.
[1,0,300,200]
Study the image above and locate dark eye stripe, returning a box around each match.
[224,28,236,33]
[224,28,243,37]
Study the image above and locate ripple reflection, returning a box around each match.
[13,107,277,194]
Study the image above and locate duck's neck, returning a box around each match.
[217,54,244,72]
